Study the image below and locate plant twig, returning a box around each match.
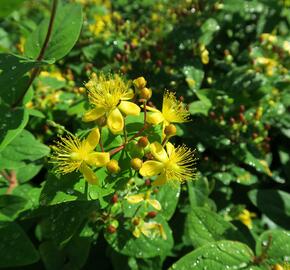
[1,170,18,194]
[12,0,58,108]
[143,101,147,124]
[99,128,105,152]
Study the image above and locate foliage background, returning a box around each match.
[0,0,289,269]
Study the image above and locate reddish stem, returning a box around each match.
[109,145,125,156]
[1,170,18,194]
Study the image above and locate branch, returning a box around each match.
[1,170,18,194]
[12,0,58,108]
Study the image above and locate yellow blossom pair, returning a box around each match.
[126,191,161,210]
[238,209,256,229]
[140,142,195,186]
[145,91,190,129]
[51,128,110,185]
[83,74,140,134]
[133,220,167,240]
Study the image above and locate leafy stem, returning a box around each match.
[12,0,58,108]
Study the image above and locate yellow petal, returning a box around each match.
[118,101,140,116]
[158,224,167,240]
[146,112,164,125]
[107,108,124,134]
[139,161,164,177]
[150,142,168,162]
[79,163,98,185]
[126,194,145,204]
[121,88,135,100]
[148,199,162,210]
[83,128,100,151]
[152,173,167,186]
[143,105,160,112]
[87,152,110,167]
[140,223,156,237]
[133,227,141,238]
[82,108,105,122]
[166,142,175,157]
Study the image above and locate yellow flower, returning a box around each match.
[283,41,290,54]
[40,70,65,81]
[83,74,140,134]
[133,220,167,240]
[140,142,195,186]
[200,44,209,64]
[238,209,256,229]
[146,91,190,128]
[51,128,110,185]
[126,191,161,210]
[260,33,277,44]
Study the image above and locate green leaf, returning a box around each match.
[0,221,39,267]
[0,0,26,18]
[24,2,83,61]
[0,130,49,167]
[39,201,97,246]
[156,184,180,220]
[12,184,42,210]
[248,189,290,229]
[199,18,220,45]
[0,195,27,219]
[242,147,272,176]
[16,162,43,183]
[0,104,29,152]
[256,229,290,265]
[170,240,254,270]
[40,237,91,270]
[0,54,40,105]
[185,207,236,247]
[183,65,204,92]
[187,177,215,209]
[105,216,173,259]
[230,166,258,185]
[40,173,87,206]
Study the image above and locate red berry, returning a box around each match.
[145,179,151,186]
[147,211,157,218]
[107,225,116,234]
[111,194,118,204]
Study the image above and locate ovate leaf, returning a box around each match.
[0,0,26,18]
[256,229,290,265]
[0,221,39,267]
[0,104,29,152]
[248,189,290,229]
[185,207,235,247]
[24,3,83,61]
[170,240,254,270]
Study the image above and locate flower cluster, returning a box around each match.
[51,74,195,186]
[50,73,196,240]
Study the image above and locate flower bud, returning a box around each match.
[96,115,107,127]
[147,211,157,218]
[138,136,149,148]
[111,202,121,214]
[110,219,119,228]
[272,264,284,270]
[107,225,117,234]
[139,87,152,100]
[106,160,120,174]
[164,124,177,137]
[145,179,151,186]
[132,217,140,226]
[111,193,118,204]
[133,77,147,89]
[131,158,143,171]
